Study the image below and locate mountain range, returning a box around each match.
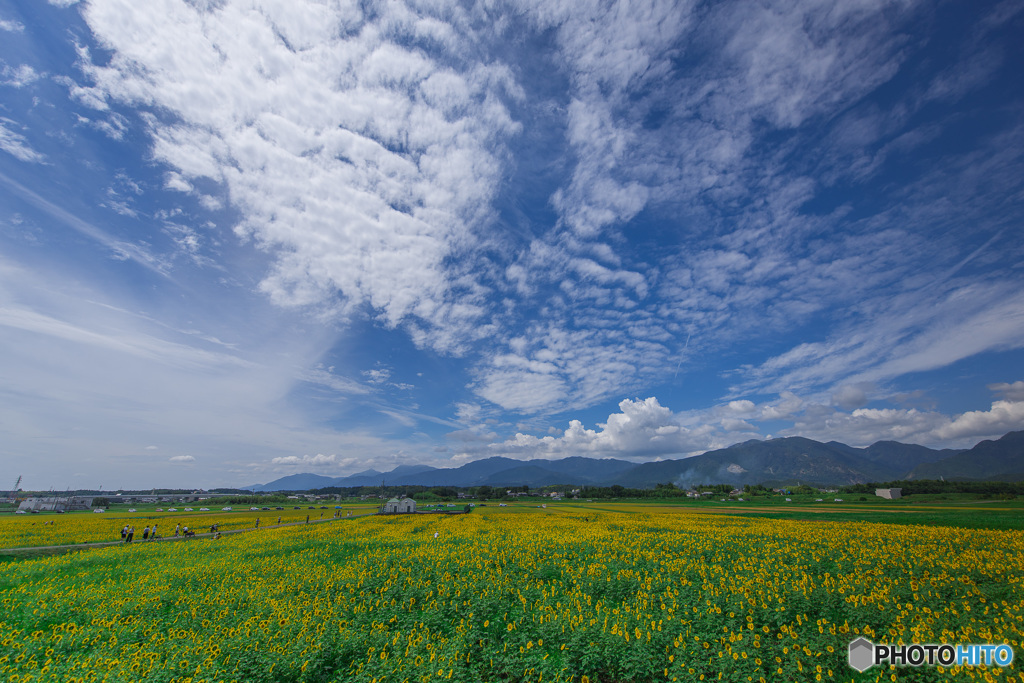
[246,431,1024,491]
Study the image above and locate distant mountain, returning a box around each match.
[859,441,958,471]
[478,464,570,487]
[246,433,1024,491]
[383,457,526,487]
[611,437,885,489]
[329,468,385,487]
[909,431,1024,481]
[387,464,439,477]
[613,436,967,488]
[528,456,636,481]
[248,473,338,492]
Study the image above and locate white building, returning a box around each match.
[875,488,902,500]
[381,497,417,514]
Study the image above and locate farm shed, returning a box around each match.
[382,497,417,514]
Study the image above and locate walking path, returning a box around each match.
[0,513,375,555]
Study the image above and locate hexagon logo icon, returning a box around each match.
[848,637,875,672]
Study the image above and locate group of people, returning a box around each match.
[121,522,198,542]
[116,508,353,545]
[120,524,159,542]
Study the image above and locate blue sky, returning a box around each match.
[1,0,1023,490]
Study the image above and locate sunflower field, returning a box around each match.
[0,509,1021,682]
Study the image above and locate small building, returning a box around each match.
[875,488,902,500]
[381,497,417,514]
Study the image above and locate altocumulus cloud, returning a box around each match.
[76,0,520,353]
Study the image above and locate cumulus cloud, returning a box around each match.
[169,455,195,462]
[758,391,804,420]
[936,400,1024,441]
[465,397,739,462]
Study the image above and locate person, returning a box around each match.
[142,526,149,541]
[150,524,157,540]
[305,514,309,524]
[174,523,180,537]
[126,526,134,543]
[255,517,259,529]
[277,516,281,525]
[210,524,216,534]
[183,526,189,537]
[121,525,128,542]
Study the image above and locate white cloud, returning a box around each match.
[0,171,168,274]
[455,402,481,422]
[773,392,1024,449]
[169,455,195,462]
[270,453,338,467]
[0,119,45,163]
[1,64,41,87]
[476,368,568,413]
[525,0,693,236]
[936,400,1024,441]
[723,400,756,415]
[989,381,1024,401]
[363,368,391,385]
[471,397,733,462]
[0,18,24,32]
[831,384,870,411]
[0,306,252,370]
[734,282,1024,398]
[77,0,520,346]
[300,367,369,395]
[758,391,804,420]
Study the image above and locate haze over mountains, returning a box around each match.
[247,432,1024,491]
